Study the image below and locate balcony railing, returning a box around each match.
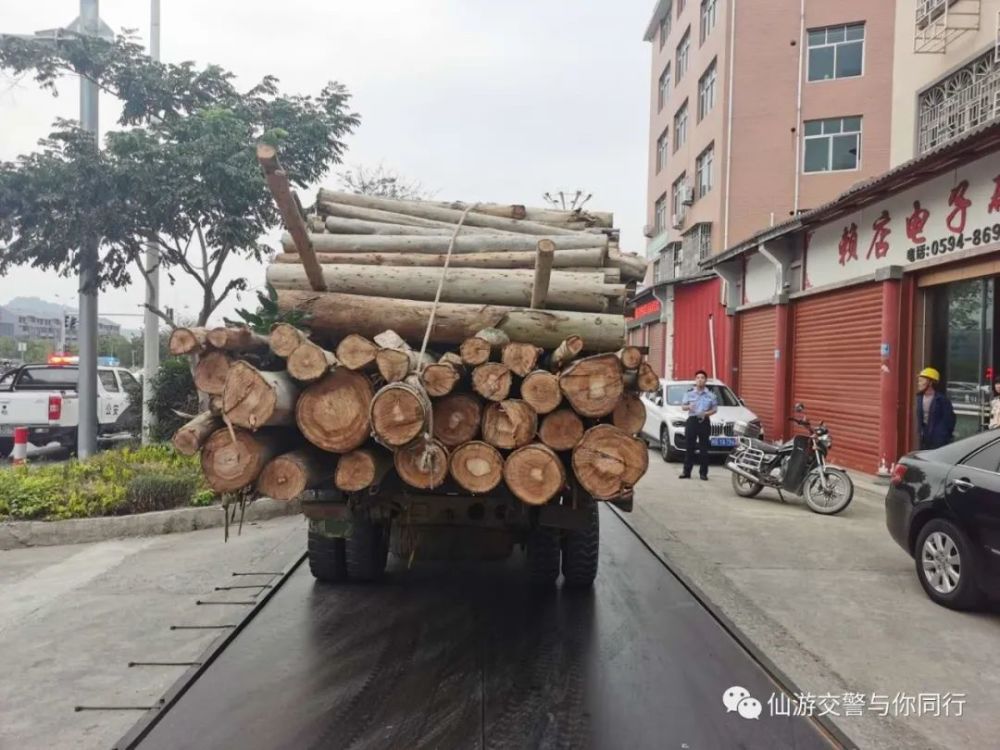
[915,0,981,54]
[917,48,999,154]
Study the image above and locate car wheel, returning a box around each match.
[730,471,763,498]
[561,497,599,588]
[660,426,681,463]
[344,516,389,583]
[526,525,561,586]
[914,518,985,611]
[307,530,348,583]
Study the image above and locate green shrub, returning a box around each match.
[146,357,200,442]
[190,489,217,507]
[121,474,198,514]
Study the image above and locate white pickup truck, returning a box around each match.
[0,365,140,456]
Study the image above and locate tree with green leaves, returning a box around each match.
[0,32,360,327]
[338,163,433,201]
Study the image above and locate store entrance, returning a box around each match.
[925,277,996,440]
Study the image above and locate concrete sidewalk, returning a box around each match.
[627,453,1000,750]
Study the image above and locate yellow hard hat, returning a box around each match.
[919,367,941,381]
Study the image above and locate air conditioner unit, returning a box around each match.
[671,212,684,229]
[642,224,654,238]
[680,185,695,206]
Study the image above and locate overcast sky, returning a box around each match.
[0,0,650,329]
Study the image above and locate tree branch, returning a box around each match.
[141,302,178,331]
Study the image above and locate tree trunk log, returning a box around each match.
[318,199,519,234]
[201,427,290,493]
[276,290,626,350]
[608,249,648,282]
[501,342,542,377]
[206,326,269,353]
[432,393,482,447]
[335,334,379,370]
[520,370,562,414]
[296,369,374,453]
[430,200,613,228]
[257,447,336,501]
[530,239,555,309]
[373,329,410,350]
[472,363,512,402]
[538,408,585,451]
[222,362,300,430]
[394,438,449,489]
[269,323,309,358]
[572,424,649,500]
[335,447,394,492]
[287,341,339,383]
[267,264,617,313]
[370,377,432,448]
[481,400,537,450]
[616,346,643,371]
[460,328,509,366]
[624,362,660,392]
[280,232,607,255]
[193,351,232,396]
[169,327,208,355]
[449,441,504,494]
[172,412,222,456]
[612,392,646,435]
[503,444,566,506]
[324,216,455,236]
[275,246,606,269]
[376,348,435,384]
[546,336,584,372]
[559,354,624,418]
[420,361,463,397]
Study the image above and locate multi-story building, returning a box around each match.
[633,0,897,381]
[0,304,121,346]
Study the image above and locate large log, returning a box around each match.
[546,335,585,372]
[520,370,562,415]
[269,323,309,358]
[319,200,520,234]
[257,447,336,501]
[420,360,463,397]
[432,393,482,447]
[370,378,432,448]
[172,412,222,456]
[274,246,606,269]
[538,408,585,451]
[222,362,300,430]
[559,354,624,418]
[316,189,585,236]
[530,239,555,309]
[481,400,537,450]
[449,441,504,494]
[572,424,649,500]
[169,327,208,355]
[335,447,394,492]
[460,328,509,366]
[501,342,542,377]
[296,369,374,452]
[616,346,643,371]
[287,341,339,383]
[324,216,455,236]
[267,264,618,313]
[280,232,607,255]
[612,392,647,435]
[335,334,379,370]
[608,249,648,283]
[394,438,449,489]
[193,351,232,396]
[275,291,627,350]
[376,348,435,383]
[624,362,661,392]
[472,363,512,402]
[503,444,566,506]
[200,428,290,493]
[207,326,269,353]
[431,200,613,228]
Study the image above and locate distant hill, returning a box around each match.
[5,296,120,328]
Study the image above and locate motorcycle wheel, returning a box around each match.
[803,468,854,515]
[730,470,763,498]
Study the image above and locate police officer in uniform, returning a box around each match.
[680,369,718,480]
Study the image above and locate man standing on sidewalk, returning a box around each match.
[916,366,955,449]
[680,369,718,480]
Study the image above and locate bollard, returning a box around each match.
[11,427,28,465]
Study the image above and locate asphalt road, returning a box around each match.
[128,507,841,750]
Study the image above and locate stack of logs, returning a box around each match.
[171,324,657,506]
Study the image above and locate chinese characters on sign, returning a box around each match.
[838,223,858,266]
[867,210,891,260]
[764,692,966,719]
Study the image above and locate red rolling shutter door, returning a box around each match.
[646,322,666,378]
[737,307,776,438]
[790,283,882,473]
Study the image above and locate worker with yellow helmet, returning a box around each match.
[916,366,955,450]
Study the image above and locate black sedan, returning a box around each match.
[886,430,1000,610]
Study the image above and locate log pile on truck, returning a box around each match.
[169,144,653,582]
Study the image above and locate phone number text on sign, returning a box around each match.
[907,221,1000,262]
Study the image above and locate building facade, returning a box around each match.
[634,0,897,382]
[0,304,121,346]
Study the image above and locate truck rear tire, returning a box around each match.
[308,530,348,583]
[562,498,600,588]
[526,525,561,586]
[345,517,389,582]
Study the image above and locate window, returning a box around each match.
[653,194,668,235]
[696,143,714,197]
[667,383,739,406]
[700,0,717,44]
[676,29,690,81]
[659,6,672,49]
[807,23,864,82]
[671,173,687,219]
[803,116,861,172]
[962,440,1000,473]
[669,241,683,277]
[119,370,140,393]
[673,100,688,152]
[99,370,120,393]
[658,64,671,112]
[656,128,669,173]
[917,48,1000,155]
[684,223,713,260]
[697,60,717,120]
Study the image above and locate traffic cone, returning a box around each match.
[11,427,28,465]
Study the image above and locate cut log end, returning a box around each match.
[617,346,643,371]
[538,409,585,452]
[222,361,296,430]
[201,428,287,493]
[612,392,647,435]
[559,354,624,418]
[336,334,379,370]
[370,380,431,448]
[257,448,334,501]
[168,327,207,355]
[269,323,308,358]
[420,362,462,397]
[432,393,482,447]
[503,444,566,506]
[572,424,649,500]
[472,362,512,402]
[335,448,392,492]
[501,342,542,378]
[296,369,374,453]
[394,438,449,489]
[287,341,338,382]
[193,351,232,396]
[459,337,491,366]
[450,441,504,494]
[481,400,538,450]
[376,348,413,383]
[520,370,562,415]
[172,412,222,456]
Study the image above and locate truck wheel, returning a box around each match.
[562,499,599,588]
[526,525,561,586]
[0,438,12,459]
[345,517,389,582]
[307,530,347,583]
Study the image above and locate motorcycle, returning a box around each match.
[725,403,854,515]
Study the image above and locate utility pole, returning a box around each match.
[141,0,161,444]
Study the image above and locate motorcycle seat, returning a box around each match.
[746,438,779,454]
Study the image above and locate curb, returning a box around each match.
[0,498,302,550]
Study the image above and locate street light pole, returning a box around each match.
[141,0,161,444]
